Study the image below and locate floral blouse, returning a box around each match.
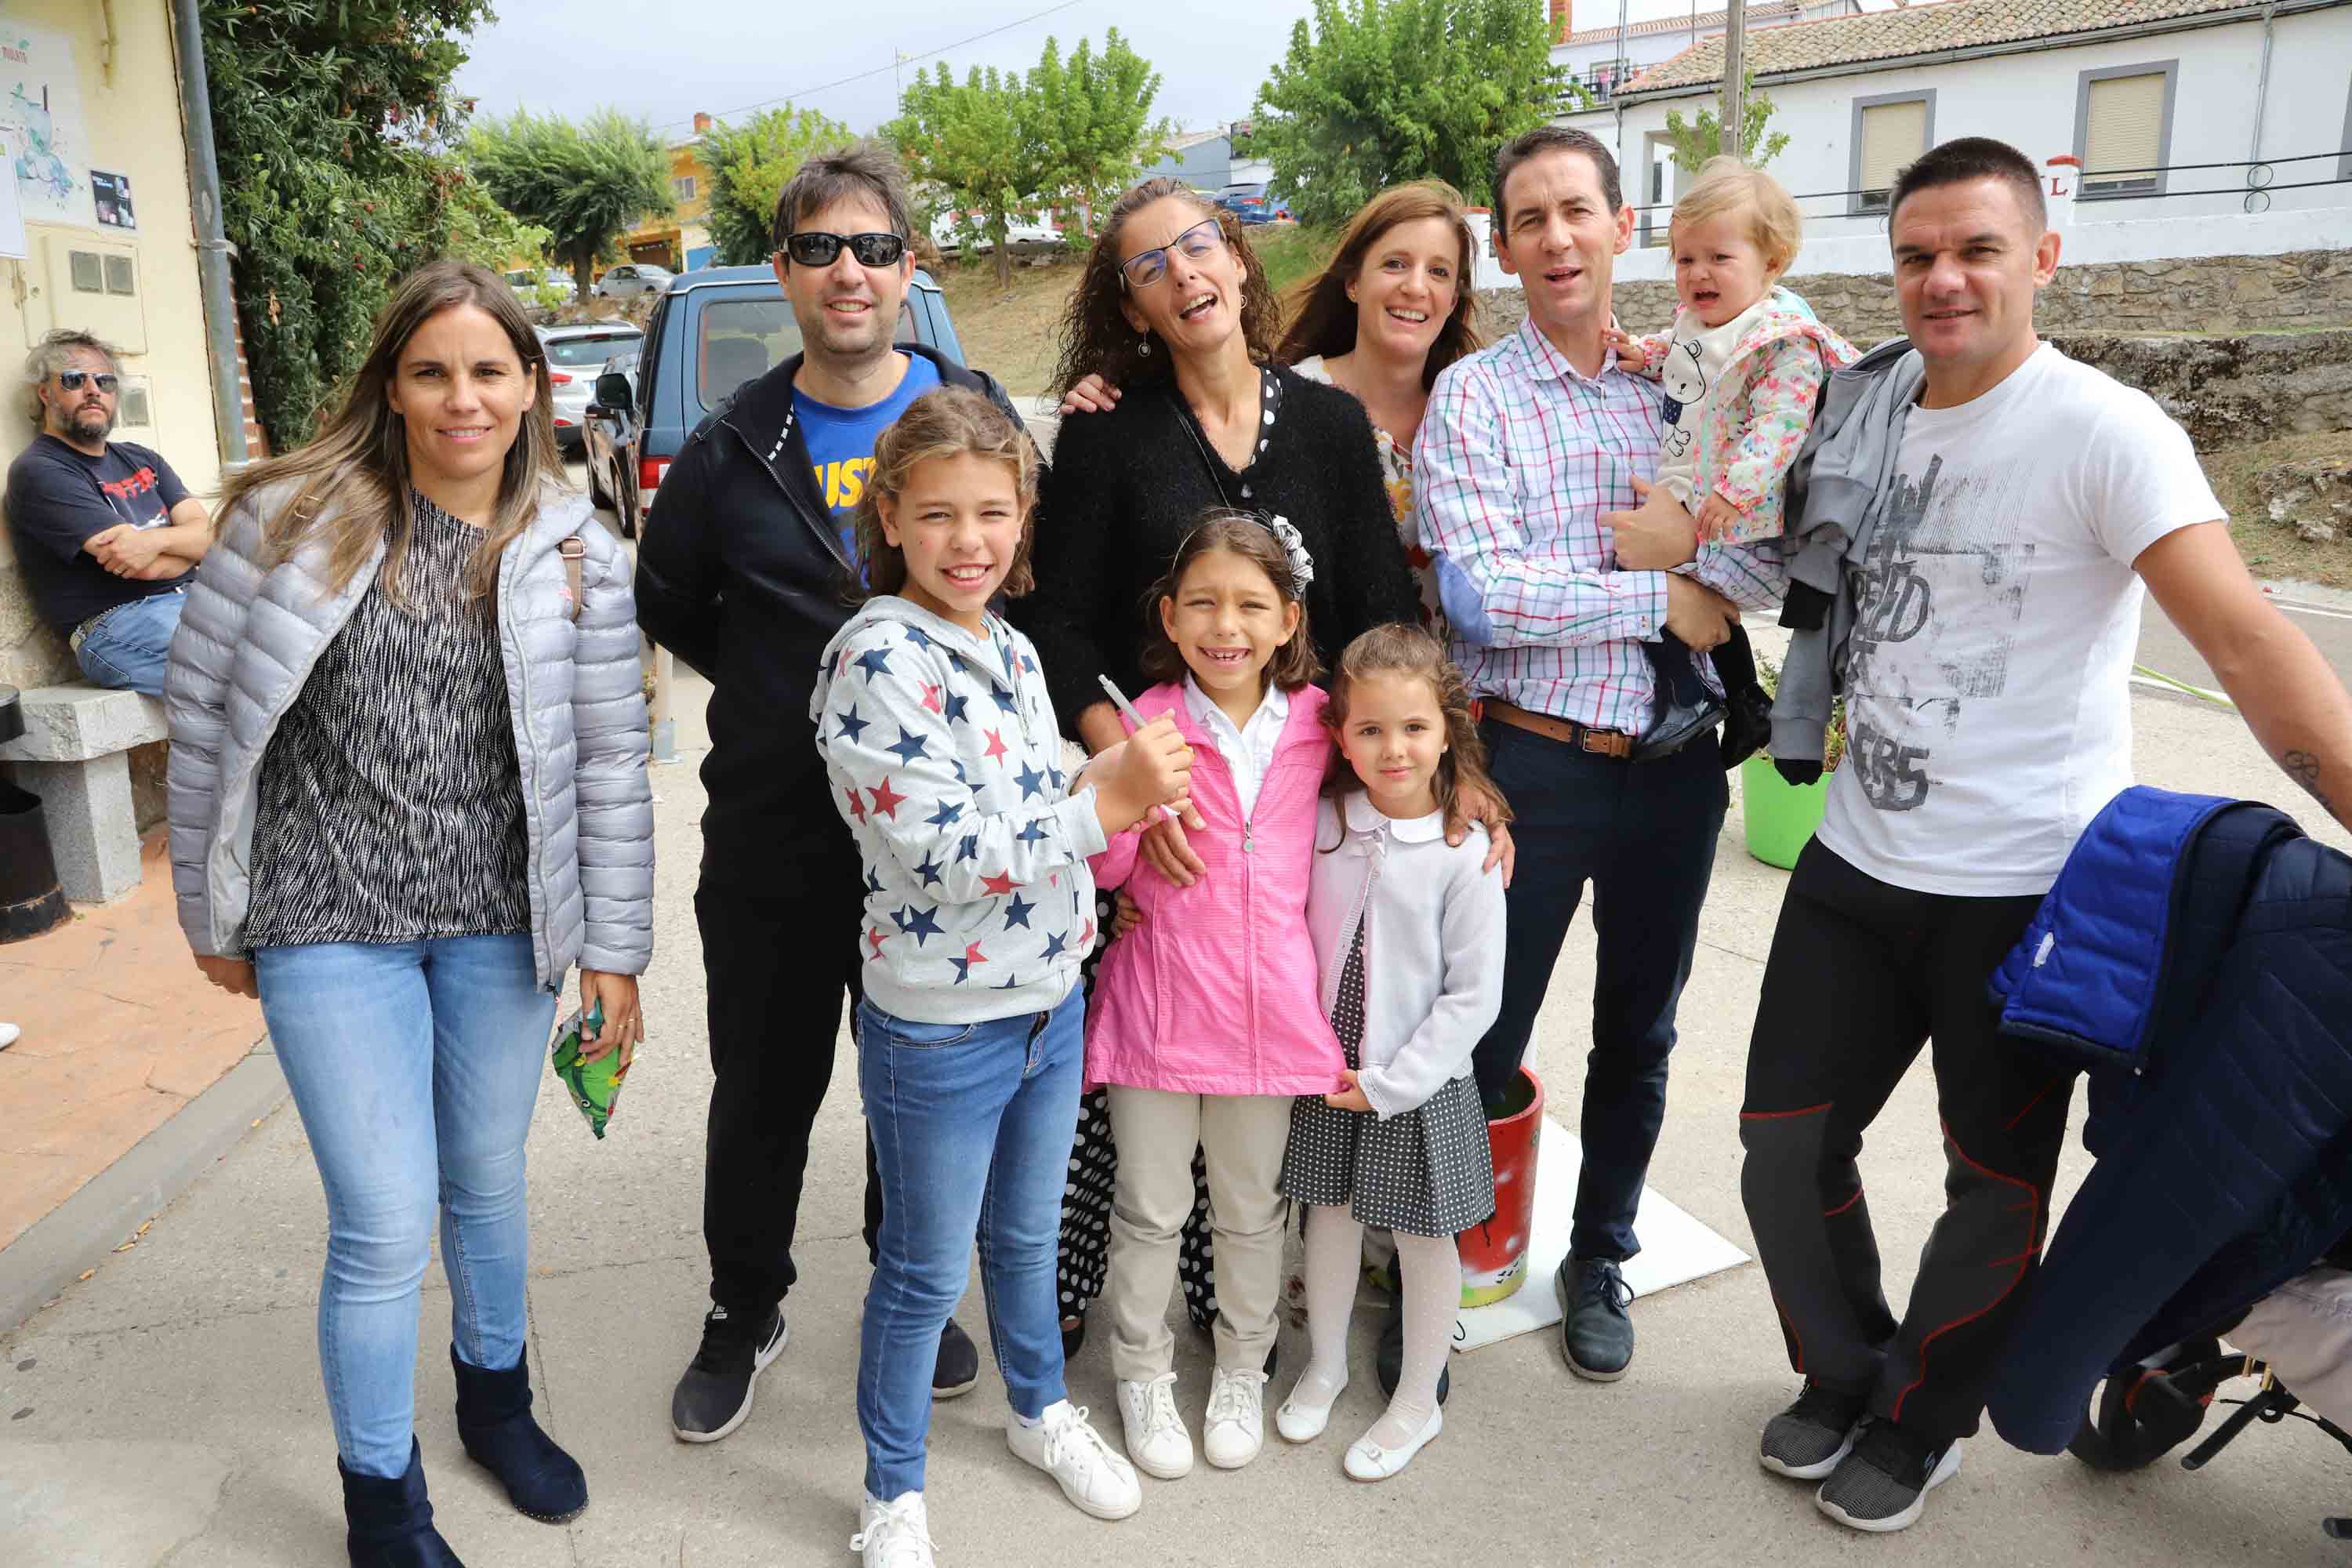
[1293,355,1445,635]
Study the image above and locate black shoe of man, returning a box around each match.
[1556,1254,1634,1381]
[1373,1296,1451,1406]
[933,1318,979,1399]
[672,1304,788,1443]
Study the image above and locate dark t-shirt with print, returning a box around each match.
[5,434,194,630]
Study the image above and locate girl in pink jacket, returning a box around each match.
[1086,510,1344,1484]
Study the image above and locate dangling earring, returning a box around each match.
[1138,332,1151,357]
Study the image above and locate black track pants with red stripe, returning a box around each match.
[1739,840,2077,1445]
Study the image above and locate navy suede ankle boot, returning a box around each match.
[339,1438,466,1566]
[451,1346,588,1524]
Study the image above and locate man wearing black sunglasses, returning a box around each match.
[636,141,1037,1450]
[6,328,209,695]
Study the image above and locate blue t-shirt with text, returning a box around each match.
[795,354,942,561]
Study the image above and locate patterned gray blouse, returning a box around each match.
[241,492,531,949]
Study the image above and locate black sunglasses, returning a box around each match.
[58,370,118,393]
[782,231,907,268]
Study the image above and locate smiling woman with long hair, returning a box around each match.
[165,260,653,1567]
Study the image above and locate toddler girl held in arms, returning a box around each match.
[1276,624,1509,1482]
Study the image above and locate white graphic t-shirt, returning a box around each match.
[1815,343,2223,897]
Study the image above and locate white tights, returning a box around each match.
[1292,1202,1458,1448]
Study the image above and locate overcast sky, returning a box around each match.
[452,0,1331,141]
[450,0,1762,143]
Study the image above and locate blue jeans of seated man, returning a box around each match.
[253,934,557,1479]
[73,587,186,697]
[857,989,1083,1501]
[1468,720,1727,1263]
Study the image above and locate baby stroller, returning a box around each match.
[2067,1250,2352,1545]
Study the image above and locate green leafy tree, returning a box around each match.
[1251,0,1565,227]
[889,60,1041,289]
[701,104,858,266]
[466,109,673,301]
[1664,72,1791,174]
[1022,31,1175,234]
[201,0,541,448]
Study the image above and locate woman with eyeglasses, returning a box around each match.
[166,260,652,1566]
[1013,176,1462,1466]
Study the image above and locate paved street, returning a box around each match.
[2,477,2347,1566]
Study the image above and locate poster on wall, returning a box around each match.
[0,25,96,230]
[91,169,132,229]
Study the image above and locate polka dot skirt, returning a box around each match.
[1058,888,1218,1330]
[1279,918,1494,1239]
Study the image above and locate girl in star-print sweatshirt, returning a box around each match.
[811,593,1117,1023]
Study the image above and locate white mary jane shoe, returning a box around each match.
[1342,1404,1443,1482]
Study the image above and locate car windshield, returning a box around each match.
[545,332,642,367]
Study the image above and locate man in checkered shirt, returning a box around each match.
[1414,126,1784,1385]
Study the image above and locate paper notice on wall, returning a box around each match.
[0,25,95,230]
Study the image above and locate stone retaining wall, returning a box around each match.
[1481,249,2352,356]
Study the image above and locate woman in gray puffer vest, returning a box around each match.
[165,260,653,1568]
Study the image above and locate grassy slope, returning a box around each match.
[2205,428,2352,591]
[936,225,1341,400]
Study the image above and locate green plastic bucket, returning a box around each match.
[1741,753,1829,870]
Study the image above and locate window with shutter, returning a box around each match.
[1857,100,1928,210]
[2084,72,2165,190]
[1846,92,1933,216]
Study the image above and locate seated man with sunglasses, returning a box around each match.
[636,140,1038,1457]
[6,328,209,695]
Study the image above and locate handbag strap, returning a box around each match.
[559,535,586,623]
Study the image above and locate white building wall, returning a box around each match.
[1566,5,2352,240]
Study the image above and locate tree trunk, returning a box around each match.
[575,242,593,303]
[993,218,1011,291]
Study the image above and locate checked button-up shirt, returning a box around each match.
[1415,314,1785,736]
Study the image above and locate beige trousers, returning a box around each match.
[2229,1265,2352,1430]
[1104,1086,1293,1382]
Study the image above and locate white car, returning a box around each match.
[591,263,673,301]
[535,324,645,451]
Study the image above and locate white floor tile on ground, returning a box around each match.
[1454,1118,1750,1353]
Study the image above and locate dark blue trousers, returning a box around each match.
[1469,719,1727,1262]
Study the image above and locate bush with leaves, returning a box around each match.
[701,105,858,267]
[1252,0,1564,227]
[1664,71,1792,175]
[203,0,546,450]
[466,109,674,303]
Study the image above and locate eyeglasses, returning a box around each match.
[781,231,907,268]
[1118,218,1225,291]
[57,370,118,393]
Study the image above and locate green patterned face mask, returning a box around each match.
[551,1000,630,1139]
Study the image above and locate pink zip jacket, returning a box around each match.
[1085,680,1345,1097]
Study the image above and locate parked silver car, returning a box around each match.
[591,263,673,301]
[535,323,645,451]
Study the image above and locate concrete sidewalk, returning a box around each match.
[2,673,2346,1567]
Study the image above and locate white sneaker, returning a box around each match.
[851,1490,935,1568]
[1202,1366,1267,1469]
[0,1023,18,1051]
[1343,1404,1443,1482]
[1116,1373,1193,1479]
[1007,1400,1142,1520]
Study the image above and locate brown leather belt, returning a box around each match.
[1477,698,1635,760]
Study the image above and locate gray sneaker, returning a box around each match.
[1759,1381,1868,1480]
[1816,1418,1962,1533]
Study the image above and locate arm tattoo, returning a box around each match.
[2281,749,2336,813]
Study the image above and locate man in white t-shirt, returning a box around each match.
[1738,137,2352,1535]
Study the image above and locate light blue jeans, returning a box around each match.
[253,935,557,1478]
[73,587,184,696]
[856,990,1083,1499]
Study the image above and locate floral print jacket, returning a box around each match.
[1626,291,1860,543]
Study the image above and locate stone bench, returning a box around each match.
[0,683,168,902]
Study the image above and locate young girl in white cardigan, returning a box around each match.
[1274,624,1509,1480]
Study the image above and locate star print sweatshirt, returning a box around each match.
[812,595,1105,1025]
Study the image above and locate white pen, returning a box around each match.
[1097,673,1146,731]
